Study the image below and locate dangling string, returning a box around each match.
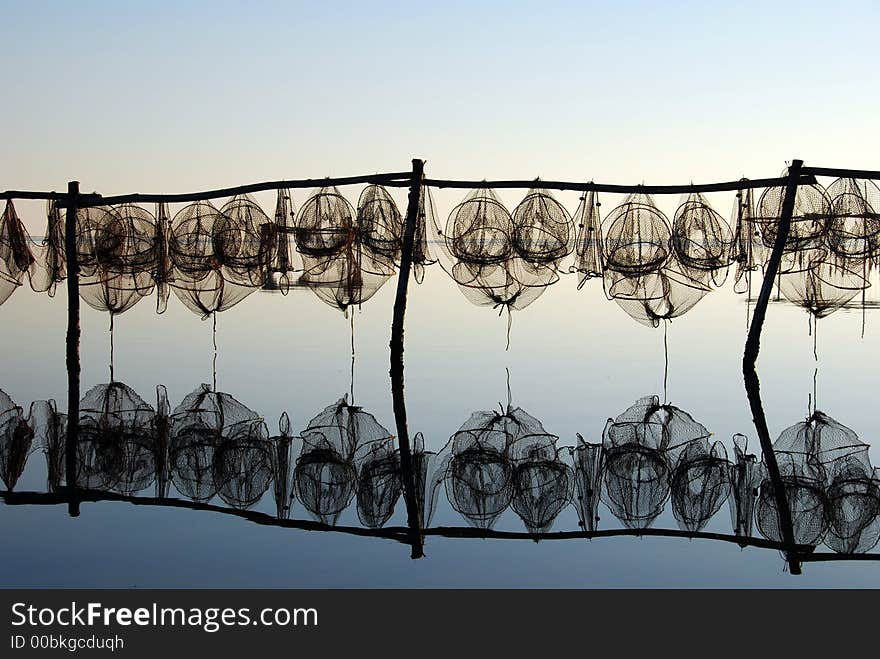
[861,260,867,339]
[212,312,218,392]
[505,305,512,351]
[813,316,819,414]
[109,313,115,383]
[350,310,356,405]
[662,320,669,405]
[745,271,751,330]
[505,367,512,410]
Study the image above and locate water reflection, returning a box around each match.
[3,381,879,570]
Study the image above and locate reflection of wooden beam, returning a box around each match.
[0,488,830,557]
[63,181,80,518]
[742,160,803,575]
[390,159,425,559]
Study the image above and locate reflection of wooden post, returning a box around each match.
[64,181,81,517]
[742,160,803,573]
[391,159,425,558]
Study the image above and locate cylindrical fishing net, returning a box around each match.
[169,384,263,502]
[76,382,157,493]
[755,180,830,252]
[294,396,392,525]
[601,395,712,528]
[671,192,733,286]
[669,438,731,532]
[355,437,402,529]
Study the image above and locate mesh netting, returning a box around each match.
[570,437,604,532]
[294,396,391,525]
[728,434,763,540]
[603,194,713,327]
[601,395,711,528]
[297,186,396,312]
[169,384,264,502]
[825,178,880,262]
[755,181,830,252]
[269,411,298,519]
[669,438,731,532]
[755,411,871,548]
[76,382,157,493]
[29,399,66,492]
[671,192,733,286]
[27,201,66,296]
[571,190,604,288]
[729,185,767,295]
[0,201,35,306]
[603,193,671,276]
[0,389,35,491]
[355,436,402,529]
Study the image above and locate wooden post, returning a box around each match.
[64,181,80,517]
[742,160,803,573]
[390,159,425,558]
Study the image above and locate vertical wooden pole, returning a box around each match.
[390,159,425,558]
[742,160,803,573]
[64,181,81,517]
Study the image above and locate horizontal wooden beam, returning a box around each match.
[421,174,817,194]
[801,166,880,180]
[51,172,415,208]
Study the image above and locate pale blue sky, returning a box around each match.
[2,0,879,205]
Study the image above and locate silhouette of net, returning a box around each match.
[411,431,449,528]
[571,437,604,532]
[728,434,763,541]
[601,395,711,528]
[30,399,66,492]
[777,252,867,319]
[671,192,733,286]
[730,185,767,295]
[27,201,66,296]
[756,411,869,548]
[169,201,256,317]
[755,180,830,252]
[669,438,731,532]
[412,186,438,283]
[269,411,297,519]
[295,396,392,525]
[825,178,880,262]
[296,186,396,312]
[444,408,515,530]
[571,190,604,288]
[355,436,402,528]
[0,389,35,491]
[169,384,263,502]
[0,201,36,306]
[212,419,271,510]
[76,382,157,493]
[264,190,300,292]
[603,194,712,327]
[506,409,573,535]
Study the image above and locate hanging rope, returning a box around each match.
[109,313,115,383]
[350,310,356,405]
[212,312,218,392]
[662,320,669,404]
